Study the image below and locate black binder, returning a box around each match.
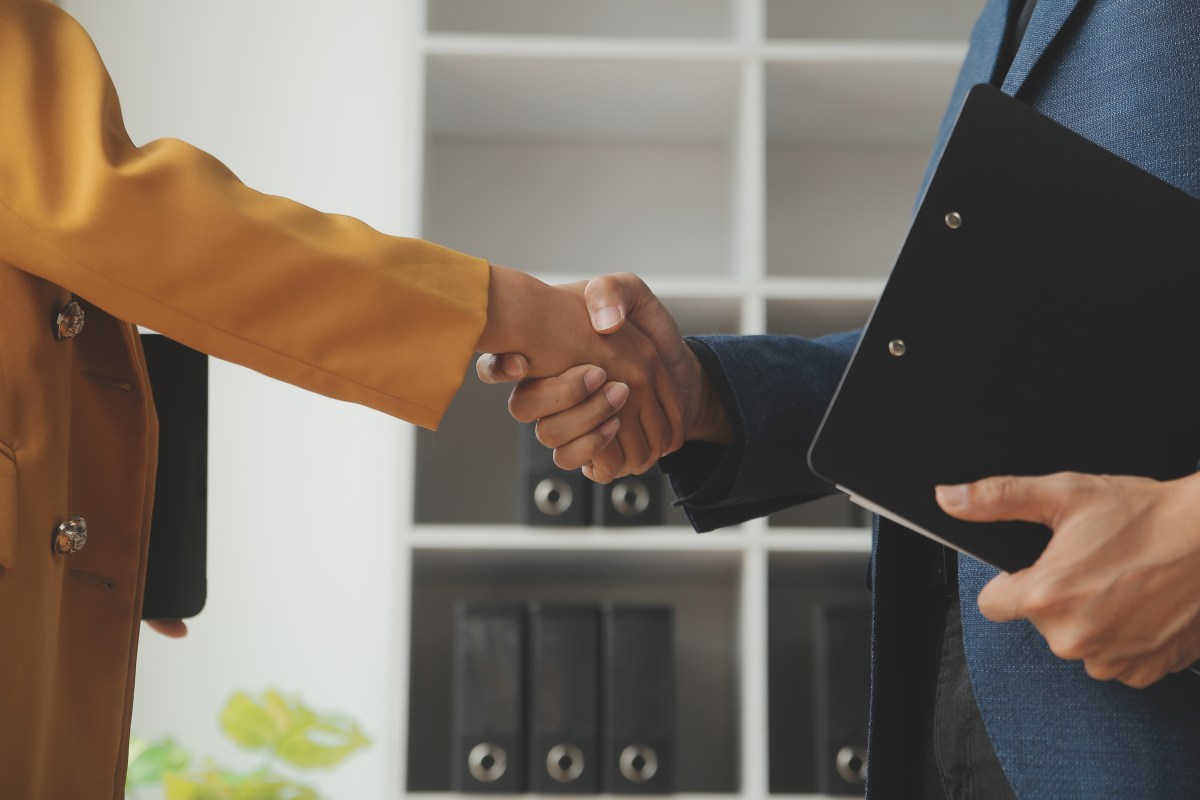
[528,604,601,793]
[809,84,1200,573]
[518,423,592,526]
[452,604,527,793]
[603,605,673,794]
[140,333,208,620]
[814,605,871,796]
[593,474,664,527]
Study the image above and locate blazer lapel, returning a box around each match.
[1000,0,1085,95]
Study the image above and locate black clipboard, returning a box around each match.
[808,84,1200,574]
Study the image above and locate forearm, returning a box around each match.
[0,0,490,428]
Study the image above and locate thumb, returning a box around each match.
[584,273,632,333]
[976,569,1030,621]
[585,274,682,354]
[476,352,529,384]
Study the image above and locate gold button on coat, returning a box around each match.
[53,517,88,555]
[55,301,85,340]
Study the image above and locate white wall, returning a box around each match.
[60,1,423,796]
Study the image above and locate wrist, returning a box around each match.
[685,352,733,445]
[477,267,593,378]
[476,264,544,355]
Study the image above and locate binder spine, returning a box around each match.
[603,604,673,794]
[452,604,528,793]
[528,604,601,793]
[592,474,665,527]
[814,604,871,795]
[518,423,591,526]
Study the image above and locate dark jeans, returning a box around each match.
[927,597,1017,800]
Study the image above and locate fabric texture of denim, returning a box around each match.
[662,1,1200,797]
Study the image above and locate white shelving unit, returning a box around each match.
[404,0,983,797]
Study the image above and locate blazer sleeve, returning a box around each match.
[659,330,860,531]
[0,0,489,430]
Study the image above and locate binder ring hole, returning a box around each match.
[547,743,585,783]
[619,744,658,783]
[611,479,651,517]
[945,211,962,229]
[835,744,868,785]
[534,478,574,516]
[467,743,507,783]
[888,339,907,357]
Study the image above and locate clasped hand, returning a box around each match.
[477,269,729,481]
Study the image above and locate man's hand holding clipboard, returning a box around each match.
[807,85,1200,688]
[935,472,1200,688]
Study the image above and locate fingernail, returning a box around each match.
[936,484,969,510]
[584,366,606,393]
[503,356,524,378]
[600,417,621,438]
[593,306,624,331]
[605,382,629,408]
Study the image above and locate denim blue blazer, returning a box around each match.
[666,1,1200,797]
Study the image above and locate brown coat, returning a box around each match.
[0,1,490,796]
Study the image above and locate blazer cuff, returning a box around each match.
[659,330,862,531]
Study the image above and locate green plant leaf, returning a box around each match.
[164,770,319,800]
[232,774,320,800]
[163,770,231,800]
[220,691,285,751]
[275,715,371,769]
[126,734,191,790]
[218,690,370,770]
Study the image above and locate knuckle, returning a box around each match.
[977,476,1018,507]
[507,392,537,423]
[535,421,565,450]
[1050,633,1087,661]
[1022,580,1059,615]
[552,449,579,471]
[1121,668,1160,690]
[1045,621,1096,661]
[1084,659,1120,682]
[1057,471,1095,494]
[592,451,622,478]
[590,466,614,485]
[618,271,647,292]
[1051,470,1105,503]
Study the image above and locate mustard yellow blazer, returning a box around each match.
[0,1,490,796]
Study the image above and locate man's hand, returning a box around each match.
[936,471,1200,688]
[477,272,731,481]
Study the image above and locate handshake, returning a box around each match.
[473,267,732,483]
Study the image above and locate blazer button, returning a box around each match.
[53,516,88,555]
[55,301,86,340]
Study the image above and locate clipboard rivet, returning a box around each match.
[888,339,907,357]
[944,211,962,229]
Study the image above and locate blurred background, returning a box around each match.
[58,0,983,797]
